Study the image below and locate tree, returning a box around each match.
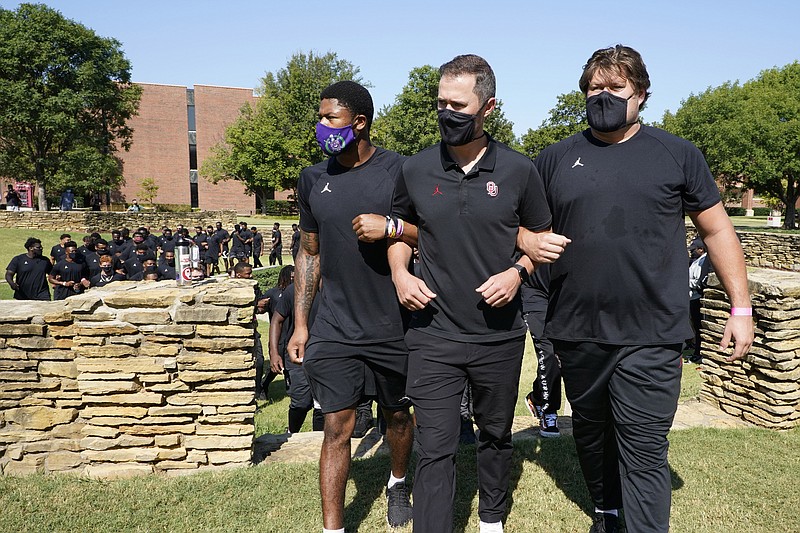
[520,91,587,160]
[202,51,363,207]
[138,177,159,207]
[372,65,518,156]
[663,62,800,228]
[0,3,141,210]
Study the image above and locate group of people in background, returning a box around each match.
[4,220,289,301]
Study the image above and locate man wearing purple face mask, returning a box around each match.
[287,80,417,533]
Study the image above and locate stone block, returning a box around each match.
[80,425,120,438]
[74,344,136,358]
[0,349,28,360]
[44,451,84,471]
[51,422,85,440]
[148,405,202,416]
[0,324,45,335]
[166,392,253,407]
[38,361,78,379]
[138,324,195,336]
[155,434,181,447]
[81,435,155,450]
[206,449,251,464]
[199,414,253,424]
[184,435,252,450]
[186,449,207,463]
[73,336,105,346]
[195,325,253,338]
[0,380,59,392]
[176,352,253,370]
[0,371,39,382]
[202,286,257,306]
[0,359,37,371]
[78,381,141,395]
[116,310,171,325]
[4,406,77,430]
[173,305,228,324]
[148,381,190,393]
[104,288,192,309]
[78,372,137,381]
[195,424,253,436]
[183,338,252,352]
[178,369,255,383]
[73,321,139,336]
[119,423,196,436]
[139,343,180,357]
[26,349,76,361]
[195,379,255,391]
[6,337,56,350]
[75,357,167,374]
[85,462,154,479]
[47,324,77,338]
[81,391,163,405]
[82,406,148,419]
[156,460,199,470]
[218,405,256,415]
[3,454,46,475]
[107,335,142,346]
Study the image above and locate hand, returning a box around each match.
[81,278,90,288]
[392,270,436,311]
[517,230,571,263]
[721,315,754,362]
[476,268,521,307]
[256,298,269,313]
[269,350,284,374]
[64,280,75,287]
[352,214,387,242]
[287,328,309,364]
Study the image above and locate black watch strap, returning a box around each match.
[512,263,529,284]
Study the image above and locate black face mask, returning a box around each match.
[167,259,175,267]
[437,108,483,146]
[586,91,635,133]
[101,266,113,274]
[68,252,77,260]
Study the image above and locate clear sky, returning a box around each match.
[3,0,799,136]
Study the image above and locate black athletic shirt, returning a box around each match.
[7,254,52,300]
[393,137,552,342]
[536,126,721,345]
[298,147,407,344]
[51,260,88,300]
[274,282,295,357]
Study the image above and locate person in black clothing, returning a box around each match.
[517,45,753,533]
[90,255,126,288]
[158,250,177,281]
[6,237,52,300]
[107,230,125,257]
[232,262,271,400]
[237,222,253,263]
[215,221,231,271]
[122,245,150,279]
[157,227,176,256]
[83,239,109,279]
[388,55,550,533]
[288,80,415,531]
[521,264,563,438]
[5,185,21,211]
[127,255,157,281]
[204,225,222,276]
[251,227,263,268]
[269,223,282,266]
[687,238,714,364]
[290,223,300,262]
[49,241,90,300]
[50,234,71,264]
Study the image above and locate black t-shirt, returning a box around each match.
[90,272,126,288]
[291,230,300,252]
[263,286,282,318]
[7,254,52,300]
[215,229,230,252]
[6,189,20,207]
[158,261,176,281]
[271,229,282,248]
[205,233,221,259]
[536,126,721,345]
[50,244,66,263]
[252,232,263,255]
[298,147,407,344]
[83,251,102,278]
[238,229,253,255]
[158,236,176,254]
[393,138,551,342]
[51,260,88,300]
[274,283,295,357]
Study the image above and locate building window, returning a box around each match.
[190,182,199,209]
[189,145,198,171]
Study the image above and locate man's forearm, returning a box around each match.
[387,239,413,279]
[293,247,320,329]
[269,313,285,356]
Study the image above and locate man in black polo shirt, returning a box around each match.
[287,81,416,532]
[251,227,263,268]
[290,223,300,262]
[50,234,71,264]
[6,238,52,300]
[518,45,753,533]
[388,54,551,533]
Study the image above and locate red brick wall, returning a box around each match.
[194,85,258,213]
[117,84,190,206]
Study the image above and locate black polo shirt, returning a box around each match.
[7,254,52,300]
[536,126,721,345]
[393,137,551,343]
[52,260,88,300]
[50,243,66,263]
[298,147,407,344]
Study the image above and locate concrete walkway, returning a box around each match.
[252,398,751,465]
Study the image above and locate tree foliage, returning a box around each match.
[663,62,800,228]
[520,91,587,160]
[201,51,362,207]
[372,65,518,156]
[0,3,141,210]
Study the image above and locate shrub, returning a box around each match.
[260,200,297,217]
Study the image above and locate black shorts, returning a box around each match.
[302,338,410,414]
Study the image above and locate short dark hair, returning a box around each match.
[64,241,78,250]
[95,239,108,247]
[320,80,374,130]
[25,237,42,250]
[579,45,651,109]
[232,261,251,275]
[439,54,496,105]
[60,233,71,240]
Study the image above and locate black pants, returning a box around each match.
[269,245,282,265]
[252,253,263,268]
[405,329,524,532]
[554,341,682,533]
[523,310,562,415]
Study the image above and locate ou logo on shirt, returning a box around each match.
[486,181,499,197]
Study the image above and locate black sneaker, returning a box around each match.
[539,414,561,438]
[352,408,374,438]
[589,512,618,533]
[386,481,413,528]
[525,391,544,421]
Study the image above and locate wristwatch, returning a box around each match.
[512,264,530,284]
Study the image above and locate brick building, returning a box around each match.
[114,83,261,214]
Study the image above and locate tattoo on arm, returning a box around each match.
[294,231,320,326]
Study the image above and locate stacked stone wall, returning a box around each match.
[0,277,257,478]
[686,226,800,271]
[698,268,800,429]
[0,210,237,233]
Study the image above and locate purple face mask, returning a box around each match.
[315,122,355,156]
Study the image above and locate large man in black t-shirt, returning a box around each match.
[519,45,753,533]
[269,223,282,266]
[48,241,90,300]
[388,55,551,533]
[287,81,416,532]
[6,238,52,300]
